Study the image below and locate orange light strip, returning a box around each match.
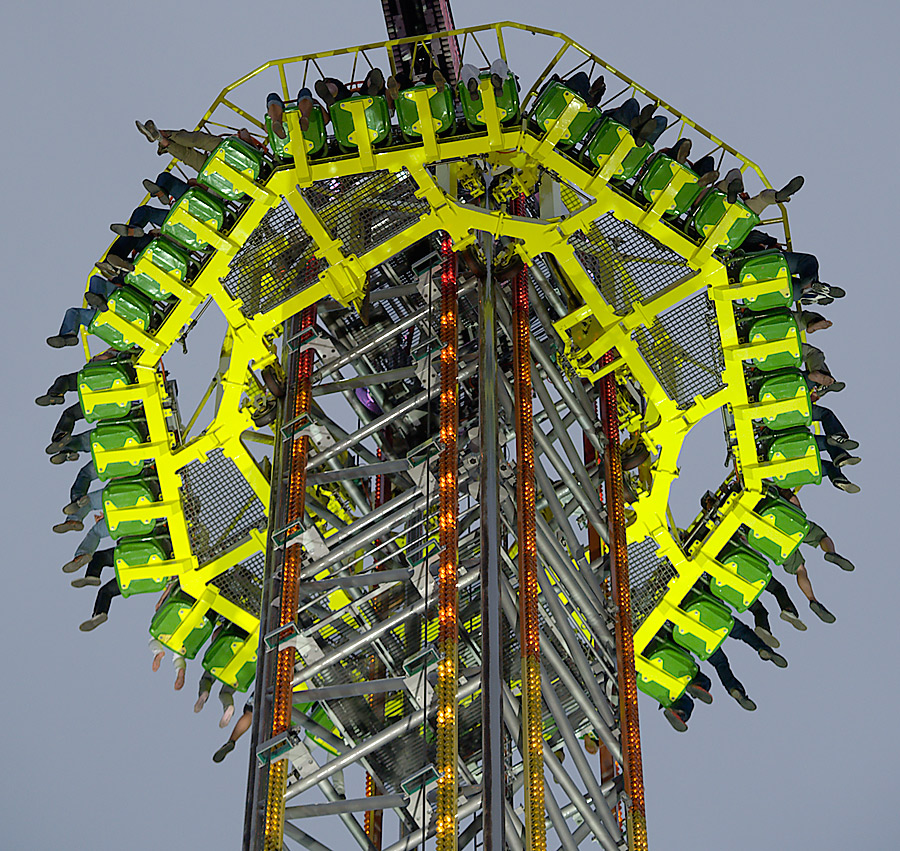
[598,350,648,851]
[436,233,460,851]
[263,305,317,851]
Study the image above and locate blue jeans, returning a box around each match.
[605,98,667,144]
[707,646,745,695]
[154,171,189,201]
[71,460,98,502]
[72,489,104,522]
[109,233,152,259]
[59,307,96,337]
[75,516,109,557]
[562,71,591,100]
[783,252,819,288]
[128,204,168,229]
[812,404,846,438]
[730,618,766,653]
[60,430,92,454]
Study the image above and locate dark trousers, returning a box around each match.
[93,579,122,616]
[46,372,77,397]
[783,251,819,287]
[52,403,84,442]
[128,205,168,229]
[812,404,847,438]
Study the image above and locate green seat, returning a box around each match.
[671,591,734,660]
[77,362,137,423]
[201,630,257,692]
[396,84,455,141]
[102,475,159,540]
[331,95,391,152]
[637,155,703,216]
[88,286,153,350]
[197,137,263,201]
[710,543,772,612]
[149,590,214,660]
[736,250,793,312]
[161,188,226,251]
[745,310,801,372]
[690,190,760,252]
[114,536,172,597]
[754,370,811,430]
[583,118,652,180]
[125,238,192,302]
[457,72,520,129]
[89,418,148,480]
[765,429,822,487]
[531,81,600,148]
[746,496,809,564]
[636,641,697,706]
[266,106,326,159]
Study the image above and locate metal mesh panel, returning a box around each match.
[179,448,267,566]
[571,212,695,315]
[302,169,429,259]
[210,552,265,616]
[632,289,726,409]
[222,199,327,318]
[628,537,678,629]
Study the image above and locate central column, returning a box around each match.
[478,213,505,851]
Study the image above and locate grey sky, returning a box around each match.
[2,1,896,849]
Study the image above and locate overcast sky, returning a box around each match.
[2,1,896,849]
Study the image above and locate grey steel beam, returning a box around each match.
[285,795,408,819]
[283,823,333,851]
[306,459,409,485]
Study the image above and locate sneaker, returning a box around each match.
[110,223,145,238]
[95,260,120,278]
[53,519,84,534]
[63,553,92,573]
[586,75,606,107]
[728,688,757,711]
[142,179,171,205]
[835,452,860,468]
[46,436,71,454]
[809,282,846,299]
[827,434,859,451]
[671,137,692,165]
[194,691,210,713]
[46,334,79,348]
[135,119,160,142]
[432,69,447,93]
[365,67,385,98]
[71,576,101,588]
[819,380,846,395]
[85,292,109,311]
[824,552,855,571]
[630,104,656,134]
[832,474,860,494]
[663,707,688,732]
[386,75,401,102]
[267,103,286,140]
[50,451,77,465]
[105,254,134,273]
[697,170,719,187]
[779,609,807,631]
[758,647,788,668]
[467,75,480,101]
[726,176,744,205]
[686,683,713,704]
[212,740,236,763]
[754,624,780,649]
[35,394,65,406]
[314,79,338,108]
[79,613,108,632]
[490,72,504,96]
[810,600,836,623]
[774,175,804,203]
[219,704,235,728]
[800,292,835,306]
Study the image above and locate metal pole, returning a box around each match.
[599,350,648,851]
[478,199,506,851]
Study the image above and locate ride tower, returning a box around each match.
[48,9,843,851]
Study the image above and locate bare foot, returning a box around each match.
[152,651,164,672]
[194,691,209,713]
[174,667,186,691]
[219,704,235,728]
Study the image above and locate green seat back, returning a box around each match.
[690,190,760,251]
[710,543,772,612]
[531,81,600,148]
[77,362,136,423]
[746,496,809,564]
[114,536,172,597]
[90,418,148,480]
[737,250,793,312]
[755,369,811,430]
[161,188,226,251]
[266,106,327,158]
[583,118,652,180]
[198,137,262,201]
[149,591,214,659]
[396,84,455,140]
[637,155,703,215]
[671,592,734,660]
[636,641,697,706]
[331,95,391,151]
[102,475,159,540]
[766,429,822,487]
[88,286,153,350]
[457,73,520,128]
[125,237,191,301]
[746,310,801,372]
[201,630,257,692]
